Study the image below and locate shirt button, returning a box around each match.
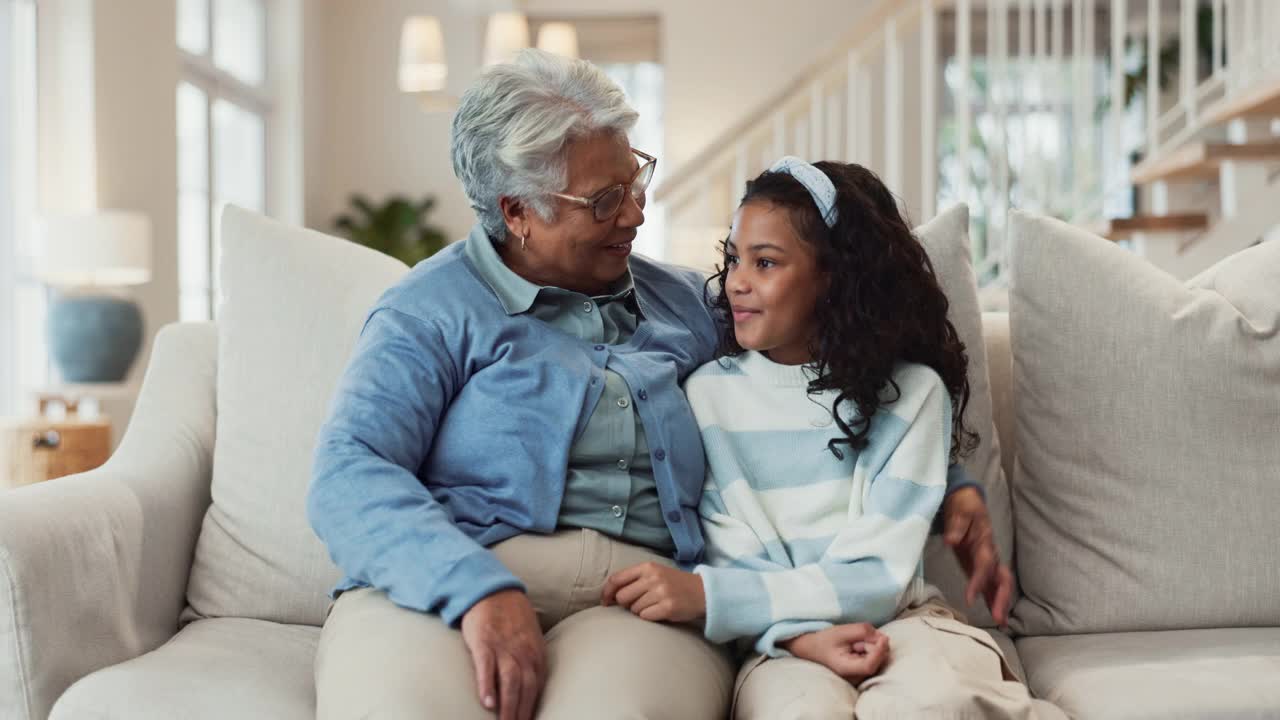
[590,377,598,386]
[666,510,682,523]
[617,458,629,470]
[616,397,630,409]
[583,302,594,314]
[654,449,666,461]
[594,344,605,351]
[611,505,624,518]
[637,389,647,401]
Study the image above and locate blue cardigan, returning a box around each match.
[307,225,720,626]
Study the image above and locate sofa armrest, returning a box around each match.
[0,322,217,720]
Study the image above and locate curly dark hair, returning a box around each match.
[705,161,979,465]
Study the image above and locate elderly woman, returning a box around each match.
[308,49,1010,720]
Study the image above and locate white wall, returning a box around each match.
[305,0,874,242]
[305,0,483,239]
[92,0,180,393]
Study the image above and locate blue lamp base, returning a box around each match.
[48,294,143,383]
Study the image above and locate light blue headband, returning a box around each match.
[768,156,838,228]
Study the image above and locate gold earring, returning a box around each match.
[521,233,528,251]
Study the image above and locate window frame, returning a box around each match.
[177,0,272,321]
[1,0,43,414]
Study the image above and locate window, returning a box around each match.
[938,54,1122,283]
[0,0,43,415]
[177,0,269,321]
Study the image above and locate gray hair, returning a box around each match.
[450,48,639,243]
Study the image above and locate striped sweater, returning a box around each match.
[685,351,952,657]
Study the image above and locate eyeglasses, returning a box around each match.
[550,148,656,223]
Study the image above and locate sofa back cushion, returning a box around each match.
[1008,210,1280,635]
[980,313,1016,496]
[182,206,408,627]
[915,205,1015,628]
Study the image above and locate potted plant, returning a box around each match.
[333,193,448,267]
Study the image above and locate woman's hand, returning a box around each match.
[783,623,890,684]
[943,486,1014,627]
[601,561,706,623]
[460,589,546,720]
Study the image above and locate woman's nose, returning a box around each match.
[726,269,749,295]
[616,190,644,227]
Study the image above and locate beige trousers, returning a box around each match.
[733,601,1069,720]
[314,528,734,720]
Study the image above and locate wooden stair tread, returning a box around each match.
[1131,141,1280,185]
[1093,213,1209,240]
[1202,75,1280,126]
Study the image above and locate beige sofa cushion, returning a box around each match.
[980,312,1015,485]
[51,618,318,719]
[182,206,409,627]
[916,205,1015,628]
[1008,210,1280,635]
[1016,628,1280,720]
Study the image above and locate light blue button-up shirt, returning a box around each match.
[308,225,719,625]
[463,232,674,552]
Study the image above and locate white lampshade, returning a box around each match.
[536,22,579,59]
[399,16,448,93]
[483,11,530,67]
[34,211,153,287]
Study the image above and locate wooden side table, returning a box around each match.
[0,416,113,490]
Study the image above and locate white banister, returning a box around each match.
[847,50,872,164]
[809,81,824,159]
[1036,0,1049,213]
[921,0,937,220]
[794,118,809,163]
[1084,0,1096,195]
[772,113,786,160]
[1212,0,1224,76]
[1147,0,1160,153]
[1111,0,1126,208]
[1053,0,1066,208]
[1223,0,1233,88]
[1244,0,1258,85]
[1036,0,1048,60]
[884,16,903,193]
[657,0,1271,279]
[992,0,1010,262]
[732,143,749,202]
[825,90,842,163]
[1053,0,1066,84]
[1019,0,1033,200]
[1073,0,1087,219]
[856,60,872,163]
[1180,0,1197,124]
[846,50,860,163]
[956,0,972,204]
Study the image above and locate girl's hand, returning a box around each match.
[601,561,706,623]
[943,486,1014,627]
[783,623,890,684]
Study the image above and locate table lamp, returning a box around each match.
[33,211,153,383]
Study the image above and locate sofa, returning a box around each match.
[1,204,1276,719]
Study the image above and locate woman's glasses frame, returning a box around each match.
[550,148,656,223]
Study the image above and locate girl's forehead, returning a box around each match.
[731,202,807,249]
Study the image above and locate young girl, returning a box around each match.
[602,158,1063,719]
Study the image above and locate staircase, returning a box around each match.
[652,0,1280,287]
